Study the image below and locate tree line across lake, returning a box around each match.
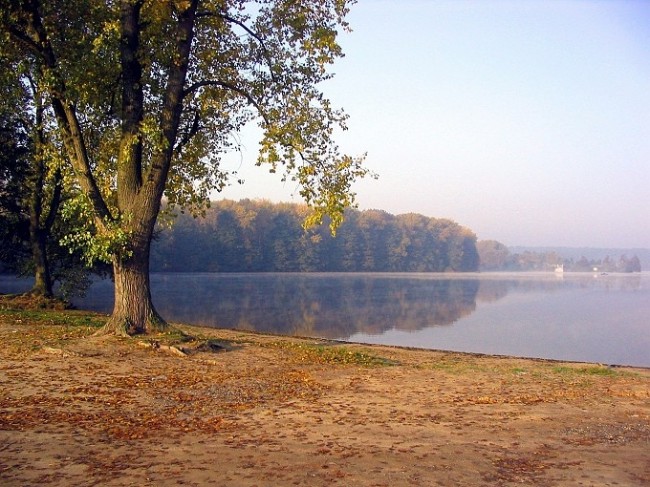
[3,191,642,301]
[152,199,641,274]
[151,199,480,273]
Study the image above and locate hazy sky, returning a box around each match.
[219,0,650,249]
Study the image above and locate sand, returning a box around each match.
[0,308,648,486]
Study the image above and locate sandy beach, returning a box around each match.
[0,304,648,486]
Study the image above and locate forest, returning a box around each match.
[151,199,480,273]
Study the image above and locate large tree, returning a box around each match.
[1,0,368,335]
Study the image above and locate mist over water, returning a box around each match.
[1,272,648,366]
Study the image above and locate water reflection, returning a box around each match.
[1,272,647,365]
[151,274,481,339]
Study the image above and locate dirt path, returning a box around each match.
[0,310,648,486]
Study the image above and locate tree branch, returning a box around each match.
[117,0,145,205]
[13,0,112,225]
[198,9,278,83]
[183,79,270,126]
[175,108,201,154]
[43,167,62,232]
[141,0,198,208]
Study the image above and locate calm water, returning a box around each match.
[2,272,648,367]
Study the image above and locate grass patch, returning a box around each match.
[0,293,70,310]
[552,365,619,377]
[0,307,106,329]
[268,341,398,367]
[136,327,195,346]
[0,307,106,355]
[423,357,492,374]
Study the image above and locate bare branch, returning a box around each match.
[183,79,270,126]
[197,9,278,82]
[174,108,200,153]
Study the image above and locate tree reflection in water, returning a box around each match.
[142,273,639,338]
[1,272,646,364]
[1,272,639,342]
[151,274,480,339]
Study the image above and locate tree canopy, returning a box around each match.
[1,0,369,334]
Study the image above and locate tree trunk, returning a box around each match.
[99,238,168,336]
[26,90,53,298]
[29,227,53,297]
[27,140,53,297]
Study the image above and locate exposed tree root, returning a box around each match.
[41,346,79,358]
[95,311,170,337]
[135,336,227,357]
[136,340,187,357]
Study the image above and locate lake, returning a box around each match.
[1,272,648,367]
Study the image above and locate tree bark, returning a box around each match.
[29,227,53,297]
[27,94,54,298]
[27,165,62,298]
[28,160,52,297]
[100,237,167,336]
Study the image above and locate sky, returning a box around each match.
[218,0,650,249]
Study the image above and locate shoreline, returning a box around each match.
[3,272,648,368]
[234,328,650,371]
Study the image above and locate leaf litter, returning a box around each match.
[0,304,649,486]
